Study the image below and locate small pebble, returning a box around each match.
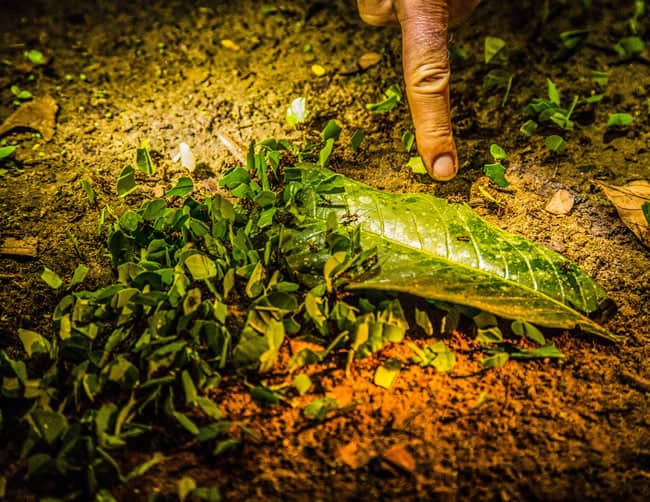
[545,189,574,215]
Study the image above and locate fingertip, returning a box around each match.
[430,152,457,181]
[419,139,458,181]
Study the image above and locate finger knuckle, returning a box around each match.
[358,0,395,26]
[411,61,450,94]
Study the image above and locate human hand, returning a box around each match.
[357,0,479,181]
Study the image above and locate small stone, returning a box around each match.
[545,189,574,215]
[382,444,416,473]
[311,64,326,77]
[220,39,240,51]
[358,52,381,70]
[338,441,372,469]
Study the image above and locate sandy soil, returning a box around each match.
[0,0,649,500]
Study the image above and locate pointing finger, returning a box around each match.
[396,0,457,180]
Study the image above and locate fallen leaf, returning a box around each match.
[382,444,416,473]
[597,180,650,248]
[285,167,615,341]
[358,52,381,70]
[0,95,58,141]
[545,189,574,215]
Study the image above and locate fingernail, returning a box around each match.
[432,153,456,180]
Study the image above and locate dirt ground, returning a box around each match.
[1,0,649,500]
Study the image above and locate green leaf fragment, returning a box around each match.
[190,485,222,502]
[185,254,217,280]
[350,129,365,152]
[178,476,197,502]
[511,320,546,345]
[607,113,633,127]
[182,370,198,406]
[374,358,402,388]
[11,85,32,100]
[407,156,427,174]
[213,438,240,457]
[317,138,335,168]
[401,130,415,153]
[366,84,402,113]
[250,385,282,407]
[433,350,456,372]
[80,179,96,204]
[520,119,538,137]
[18,329,51,357]
[293,373,312,395]
[470,392,493,410]
[303,397,338,420]
[484,36,507,64]
[166,177,194,197]
[123,452,166,482]
[481,352,509,368]
[0,145,17,159]
[96,489,117,502]
[513,343,564,359]
[25,454,53,480]
[106,357,139,387]
[613,36,645,56]
[173,411,200,435]
[24,49,46,65]
[136,140,155,175]
[484,162,509,187]
[116,165,137,197]
[70,264,90,286]
[591,71,608,87]
[258,319,285,373]
[476,326,504,344]
[560,29,589,49]
[642,202,650,226]
[547,79,561,106]
[409,341,455,371]
[28,409,68,445]
[414,307,433,336]
[220,166,250,189]
[489,143,507,161]
[41,267,63,289]
[321,119,342,142]
[544,135,566,153]
[582,94,604,104]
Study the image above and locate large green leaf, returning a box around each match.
[285,166,615,341]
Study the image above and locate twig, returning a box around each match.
[216,131,246,165]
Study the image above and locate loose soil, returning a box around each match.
[1,0,649,500]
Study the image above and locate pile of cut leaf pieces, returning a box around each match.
[0,124,618,499]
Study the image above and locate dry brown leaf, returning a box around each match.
[0,95,58,141]
[597,180,650,248]
[382,443,416,473]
